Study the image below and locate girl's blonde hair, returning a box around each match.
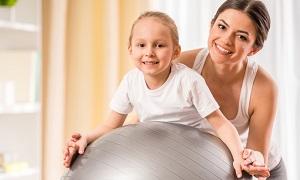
[128,11,179,48]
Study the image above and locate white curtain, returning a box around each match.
[149,1,299,179]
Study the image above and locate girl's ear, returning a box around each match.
[248,47,261,56]
[128,45,132,55]
[172,45,181,60]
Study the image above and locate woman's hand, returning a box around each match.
[63,132,87,168]
[241,149,270,178]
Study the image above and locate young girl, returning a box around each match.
[63,11,263,178]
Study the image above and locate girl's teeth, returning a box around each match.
[143,61,158,64]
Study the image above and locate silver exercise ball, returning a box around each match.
[62,121,248,180]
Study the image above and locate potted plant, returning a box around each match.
[0,0,17,7]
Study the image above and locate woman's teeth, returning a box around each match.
[216,44,232,55]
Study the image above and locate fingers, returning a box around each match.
[77,141,87,154]
[63,141,74,160]
[250,166,270,177]
[241,149,270,178]
[252,151,264,166]
[242,165,270,178]
[63,146,74,167]
[243,149,252,159]
[235,168,242,178]
[63,148,69,160]
[252,153,265,167]
[72,132,81,139]
[63,133,83,168]
[253,161,265,167]
[243,155,255,166]
[63,140,79,168]
[63,159,71,168]
[233,162,242,178]
[66,139,84,155]
[64,146,79,167]
[78,147,84,154]
[63,153,71,167]
[243,149,265,167]
[255,176,268,180]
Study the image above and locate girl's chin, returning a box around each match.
[141,69,157,75]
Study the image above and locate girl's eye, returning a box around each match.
[137,43,145,47]
[155,44,165,48]
[218,24,226,30]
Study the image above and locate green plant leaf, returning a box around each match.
[0,0,17,7]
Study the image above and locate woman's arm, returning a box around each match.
[175,48,201,68]
[246,67,278,165]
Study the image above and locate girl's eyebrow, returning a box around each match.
[219,19,249,35]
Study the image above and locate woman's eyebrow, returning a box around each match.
[219,19,249,35]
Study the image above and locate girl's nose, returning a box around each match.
[145,47,154,57]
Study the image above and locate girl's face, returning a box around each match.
[129,17,180,81]
[208,9,259,65]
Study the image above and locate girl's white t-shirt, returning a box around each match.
[110,63,219,127]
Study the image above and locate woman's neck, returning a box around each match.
[204,55,247,85]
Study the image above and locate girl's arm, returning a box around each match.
[63,110,127,167]
[206,109,243,178]
[123,111,140,125]
[85,110,128,143]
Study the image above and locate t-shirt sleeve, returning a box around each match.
[190,75,220,118]
[109,74,133,114]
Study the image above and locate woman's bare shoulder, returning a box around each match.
[254,67,278,93]
[251,66,278,108]
[175,48,202,68]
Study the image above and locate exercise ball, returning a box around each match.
[62,121,247,180]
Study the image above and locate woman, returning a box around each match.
[178,0,287,179]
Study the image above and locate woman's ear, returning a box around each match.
[210,19,215,29]
[248,47,261,56]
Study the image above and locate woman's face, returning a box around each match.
[208,9,258,65]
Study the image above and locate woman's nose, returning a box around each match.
[222,32,234,46]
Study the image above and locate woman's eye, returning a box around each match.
[238,35,248,41]
[218,24,226,30]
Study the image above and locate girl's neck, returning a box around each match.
[204,55,247,85]
[144,66,172,90]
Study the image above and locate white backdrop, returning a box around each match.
[150,1,299,179]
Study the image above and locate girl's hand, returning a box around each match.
[241,149,270,178]
[63,132,87,168]
[232,157,243,178]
